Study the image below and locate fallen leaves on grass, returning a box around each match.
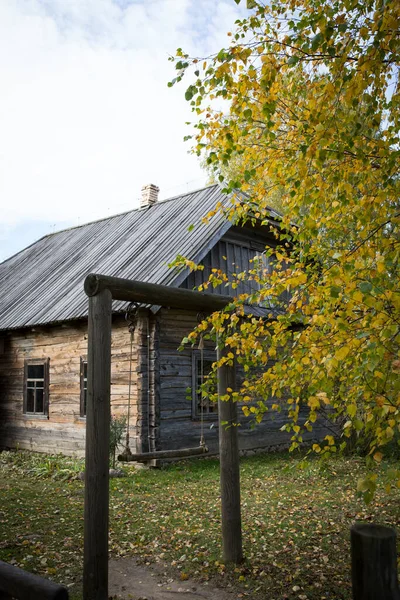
[1,451,399,600]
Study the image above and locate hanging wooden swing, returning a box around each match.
[118,304,209,463]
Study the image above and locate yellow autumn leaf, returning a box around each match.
[335,346,350,361]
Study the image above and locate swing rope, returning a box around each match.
[118,307,209,463]
[198,333,205,448]
[122,302,139,458]
[197,311,209,450]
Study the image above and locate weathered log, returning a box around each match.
[118,445,208,462]
[351,523,400,600]
[0,560,68,600]
[84,274,233,312]
[83,289,112,600]
[217,346,243,564]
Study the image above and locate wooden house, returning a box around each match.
[0,184,326,458]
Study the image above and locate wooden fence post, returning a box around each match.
[217,345,243,564]
[351,523,400,600]
[83,289,113,600]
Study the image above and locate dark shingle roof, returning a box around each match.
[0,185,233,331]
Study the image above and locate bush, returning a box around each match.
[109,414,127,469]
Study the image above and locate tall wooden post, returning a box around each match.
[83,289,113,600]
[351,523,400,600]
[217,345,243,564]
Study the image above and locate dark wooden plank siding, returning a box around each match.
[157,308,328,454]
[181,225,274,296]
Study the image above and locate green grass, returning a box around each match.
[0,450,399,599]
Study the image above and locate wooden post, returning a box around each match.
[82,274,238,592]
[351,523,400,600]
[83,289,113,600]
[217,345,243,564]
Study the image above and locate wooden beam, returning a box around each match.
[83,289,112,600]
[118,445,208,462]
[351,523,400,600]
[84,274,233,312]
[217,346,243,564]
[0,560,68,600]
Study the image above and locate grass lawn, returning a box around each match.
[0,450,399,600]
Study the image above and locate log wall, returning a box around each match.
[0,315,145,456]
[157,308,329,454]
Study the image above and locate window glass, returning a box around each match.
[27,364,44,379]
[35,388,44,413]
[26,388,35,413]
[194,354,218,417]
[25,361,47,415]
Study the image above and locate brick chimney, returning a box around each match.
[140,183,159,209]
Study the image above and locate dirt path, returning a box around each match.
[109,557,237,600]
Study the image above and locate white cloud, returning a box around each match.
[0,0,245,258]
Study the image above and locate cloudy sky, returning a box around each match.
[0,0,246,262]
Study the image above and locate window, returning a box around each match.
[24,359,49,416]
[192,351,218,419]
[80,358,88,417]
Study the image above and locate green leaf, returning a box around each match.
[330,285,341,298]
[359,281,373,294]
[311,33,323,50]
[185,85,197,101]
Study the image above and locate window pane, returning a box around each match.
[26,388,35,412]
[208,399,217,413]
[83,361,87,380]
[27,364,44,379]
[196,357,217,415]
[203,360,214,378]
[35,388,44,413]
[83,389,87,416]
[197,360,214,384]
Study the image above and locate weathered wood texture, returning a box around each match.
[0,559,68,600]
[181,226,276,297]
[84,290,112,600]
[84,274,233,311]
[119,445,207,462]
[351,523,400,600]
[217,346,243,564]
[157,307,331,454]
[0,219,330,459]
[0,315,147,456]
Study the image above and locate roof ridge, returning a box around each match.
[39,183,220,239]
[0,183,220,266]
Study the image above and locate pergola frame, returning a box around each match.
[83,274,243,600]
